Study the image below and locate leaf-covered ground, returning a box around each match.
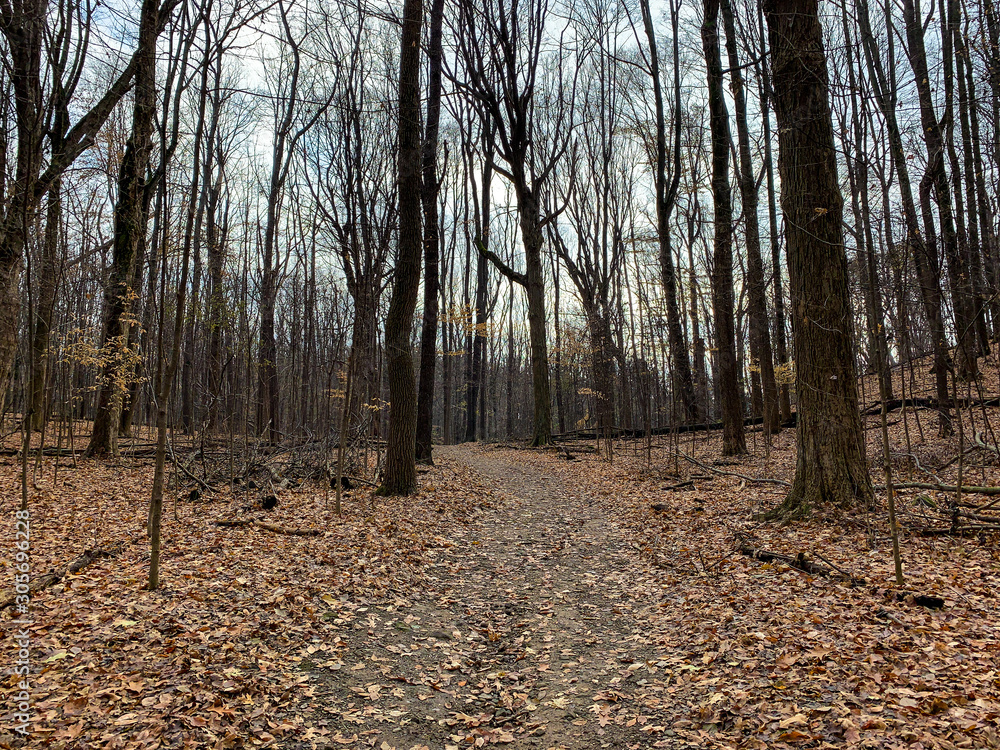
[1,412,999,749]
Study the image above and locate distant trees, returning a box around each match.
[451,0,574,447]
[10,0,1000,527]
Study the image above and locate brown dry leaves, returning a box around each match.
[2,382,1000,750]
[0,449,498,749]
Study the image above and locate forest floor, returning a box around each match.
[1,398,1000,749]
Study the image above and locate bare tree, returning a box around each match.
[87,0,183,456]
[377,0,424,495]
[0,0,179,413]
[764,0,873,518]
[450,0,575,446]
[415,0,447,463]
[856,0,952,434]
[632,0,700,426]
[256,0,336,444]
[720,0,779,435]
[703,0,745,455]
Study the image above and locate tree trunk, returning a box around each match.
[464,141,492,443]
[764,0,873,518]
[518,187,552,447]
[0,0,45,414]
[703,0,746,456]
[29,174,61,432]
[415,0,445,463]
[756,4,792,422]
[721,0,779,435]
[552,256,566,435]
[205,166,226,432]
[377,0,423,496]
[87,0,161,457]
[641,0,699,425]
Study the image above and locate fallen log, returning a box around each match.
[254,521,320,536]
[0,548,115,610]
[861,396,1000,416]
[736,539,850,580]
[737,538,945,608]
[883,481,1000,496]
[213,518,321,537]
[0,447,76,457]
[550,413,797,441]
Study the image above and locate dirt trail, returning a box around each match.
[298,444,679,749]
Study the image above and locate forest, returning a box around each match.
[1,0,999,746]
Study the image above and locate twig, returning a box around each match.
[681,452,790,487]
[812,552,859,582]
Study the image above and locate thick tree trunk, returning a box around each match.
[517,189,552,447]
[377,0,423,496]
[764,0,873,518]
[703,0,746,456]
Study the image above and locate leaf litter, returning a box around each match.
[0,415,998,749]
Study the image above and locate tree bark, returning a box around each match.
[377,0,423,496]
[415,0,446,463]
[703,0,746,456]
[764,0,873,518]
[87,0,163,457]
[518,183,553,447]
[721,0,780,435]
